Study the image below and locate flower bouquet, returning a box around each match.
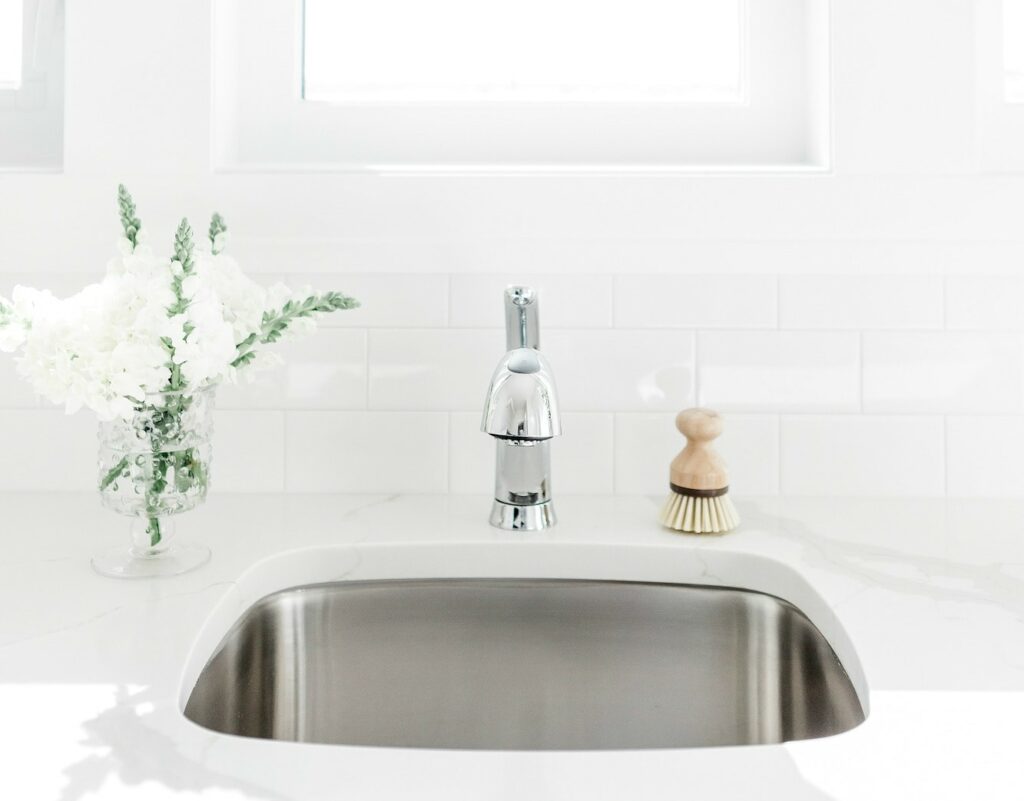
[0,186,358,577]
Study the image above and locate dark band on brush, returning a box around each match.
[670,484,729,498]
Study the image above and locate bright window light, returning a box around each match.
[303,0,743,103]
[1005,0,1024,101]
[0,0,23,89]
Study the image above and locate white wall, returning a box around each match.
[1,0,1023,497]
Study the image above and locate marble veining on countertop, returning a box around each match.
[2,492,1024,800]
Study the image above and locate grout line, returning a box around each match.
[15,406,1024,418]
[940,273,948,330]
[774,273,781,329]
[432,325,1024,334]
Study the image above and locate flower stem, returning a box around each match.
[99,456,128,491]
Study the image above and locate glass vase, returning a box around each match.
[92,386,215,578]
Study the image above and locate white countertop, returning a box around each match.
[3,492,1024,800]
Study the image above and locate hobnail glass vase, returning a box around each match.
[92,386,215,578]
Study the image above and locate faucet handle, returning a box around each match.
[505,285,540,351]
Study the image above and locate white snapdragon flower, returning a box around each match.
[284,315,317,339]
[108,229,158,277]
[176,281,238,387]
[229,348,283,384]
[211,230,229,255]
[188,251,267,343]
[265,282,295,314]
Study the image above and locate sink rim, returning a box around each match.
[178,541,870,738]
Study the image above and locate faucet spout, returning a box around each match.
[504,286,540,350]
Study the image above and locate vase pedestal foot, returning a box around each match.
[91,541,211,579]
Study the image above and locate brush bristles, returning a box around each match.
[660,490,740,534]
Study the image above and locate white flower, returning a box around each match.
[0,294,27,352]
[0,215,355,420]
[284,315,317,339]
[188,252,268,343]
[265,282,294,314]
[177,286,237,387]
[230,348,283,384]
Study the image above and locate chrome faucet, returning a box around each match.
[481,286,561,530]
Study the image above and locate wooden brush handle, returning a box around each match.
[669,408,729,491]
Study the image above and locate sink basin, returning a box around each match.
[184,578,864,750]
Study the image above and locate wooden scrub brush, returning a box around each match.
[660,408,740,534]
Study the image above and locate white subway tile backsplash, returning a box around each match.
[946,416,1024,497]
[544,330,696,412]
[779,274,943,330]
[553,413,615,494]
[447,412,492,494]
[698,332,861,412]
[0,411,95,491]
[369,329,503,411]
[213,411,286,492]
[215,365,284,410]
[7,268,1024,499]
[946,276,1024,331]
[612,414,675,496]
[450,274,612,329]
[780,415,945,496]
[613,413,779,496]
[285,411,448,493]
[614,275,777,329]
[716,414,780,496]
[287,273,449,328]
[0,358,38,408]
[449,411,613,495]
[281,331,367,409]
[218,330,367,410]
[863,332,1024,413]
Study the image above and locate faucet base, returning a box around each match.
[489,500,557,531]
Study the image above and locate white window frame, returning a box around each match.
[0,0,63,170]
[212,0,831,173]
[976,0,1024,171]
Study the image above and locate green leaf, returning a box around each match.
[230,291,359,370]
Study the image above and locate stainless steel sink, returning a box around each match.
[184,579,865,750]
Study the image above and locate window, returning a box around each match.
[976,0,1024,169]
[0,0,23,89]
[213,0,830,171]
[0,0,64,170]
[303,0,744,104]
[1005,0,1024,102]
